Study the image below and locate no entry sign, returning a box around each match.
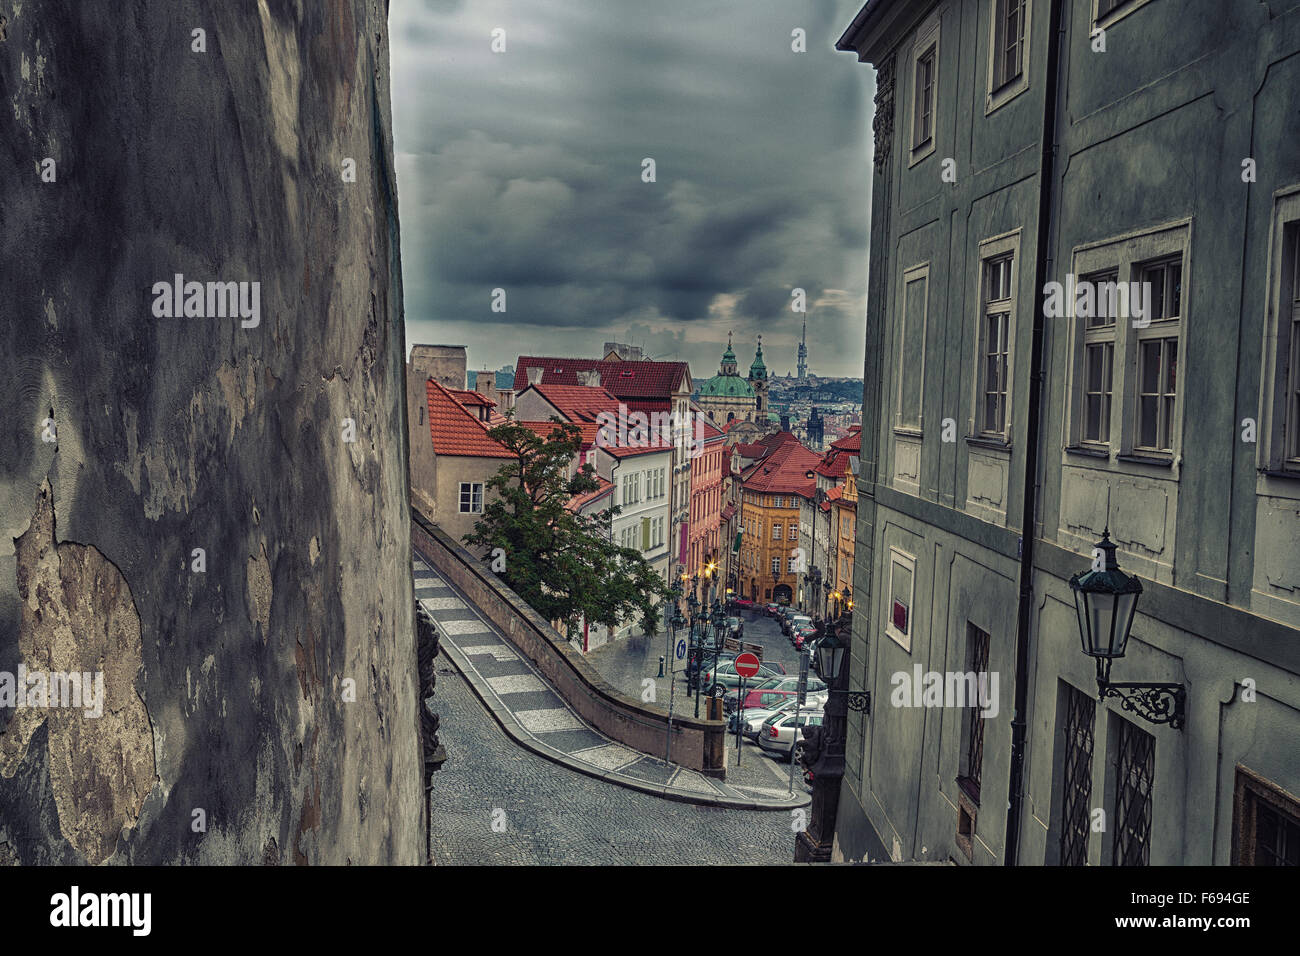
[734,652,761,679]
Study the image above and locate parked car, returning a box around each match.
[757,710,825,762]
[792,626,817,650]
[725,673,827,712]
[730,693,826,738]
[783,614,812,637]
[726,616,744,638]
[764,602,782,617]
[728,598,755,612]
[726,687,796,716]
[700,657,787,696]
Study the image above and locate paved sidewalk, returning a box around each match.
[414,552,808,810]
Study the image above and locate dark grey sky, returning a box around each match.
[391,0,874,381]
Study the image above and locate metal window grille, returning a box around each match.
[1113,719,1155,866]
[959,623,991,803]
[1059,684,1096,866]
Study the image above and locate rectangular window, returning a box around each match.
[1112,718,1154,866]
[771,555,781,576]
[913,45,936,149]
[1081,269,1117,446]
[957,623,992,805]
[458,482,483,514]
[787,554,798,573]
[1058,684,1096,866]
[1135,337,1177,453]
[991,0,1025,90]
[885,548,915,652]
[977,249,1016,439]
[897,264,929,431]
[788,522,798,539]
[1233,767,1300,865]
[773,524,782,540]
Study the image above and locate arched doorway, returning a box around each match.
[773,583,793,605]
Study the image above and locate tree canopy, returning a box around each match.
[463,417,669,637]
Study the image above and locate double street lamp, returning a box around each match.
[794,606,853,862]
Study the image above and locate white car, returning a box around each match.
[756,709,825,761]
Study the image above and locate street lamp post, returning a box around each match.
[794,612,851,862]
[771,569,779,606]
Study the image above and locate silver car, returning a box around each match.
[756,709,825,761]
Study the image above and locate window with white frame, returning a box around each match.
[1133,255,1182,455]
[913,41,936,151]
[1081,269,1118,447]
[459,482,484,514]
[897,264,929,432]
[885,548,915,653]
[909,17,939,162]
[771,555,781,576]
[979,254,1014,437]
[773,524,782,540]
[1066,223,1188,462]
[1261,199,1300,475]
[990,0,1026,93]
[787,554,798,573]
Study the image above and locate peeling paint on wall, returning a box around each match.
[1,481,156,864]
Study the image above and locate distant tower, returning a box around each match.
[807,405,824,449]
[797,318,808,381]
[749,334,769,421]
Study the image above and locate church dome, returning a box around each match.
[699,374,756,399]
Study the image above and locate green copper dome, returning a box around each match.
[699,374,756,398]
[749,344,767,381]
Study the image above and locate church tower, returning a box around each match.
[749,335,769,421]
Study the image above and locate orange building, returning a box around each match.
[686,409,726,586]
[737,433,822,604]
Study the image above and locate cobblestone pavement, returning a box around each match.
[587,609,815,794]
[427,661,805,865]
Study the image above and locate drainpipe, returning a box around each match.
[1005,0,1063,866]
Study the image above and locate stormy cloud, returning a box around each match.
[391,0,874,378]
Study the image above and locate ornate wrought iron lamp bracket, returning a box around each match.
[1099,680,1185,730]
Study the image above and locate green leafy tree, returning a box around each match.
[464,417,670,637]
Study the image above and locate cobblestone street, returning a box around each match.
[428,654,804,865]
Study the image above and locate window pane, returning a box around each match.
[1139,396,1157,447]
[1168,263,1182,318]
[1164,340,1178,395]
[1141,340,1160,388]
[1144,265,1165,320]
[1084,395,1102,442]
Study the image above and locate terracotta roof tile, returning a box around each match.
[514,356,689,399]
[425,380,513,458]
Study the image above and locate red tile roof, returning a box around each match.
[528,383,622,422]
[720,502,737,521]
[830,426,862,453]
[741,438,823,496]
[568,477,614,513]
[514,356,689,399]
[519,420,600,446]
[425,380,514,459]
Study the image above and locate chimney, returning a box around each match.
[527,367,544,386]
[577,369,601,388]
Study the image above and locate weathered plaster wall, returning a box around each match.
[0,0,423,864]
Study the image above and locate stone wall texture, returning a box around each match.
[0,0,423,864]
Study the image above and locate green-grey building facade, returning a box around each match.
[835,0,1300,865]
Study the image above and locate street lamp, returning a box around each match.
[1068,529,1185,728]
[794,613,853,863]
[771,569,779,605]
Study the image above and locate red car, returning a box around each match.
[734,687,797,712]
